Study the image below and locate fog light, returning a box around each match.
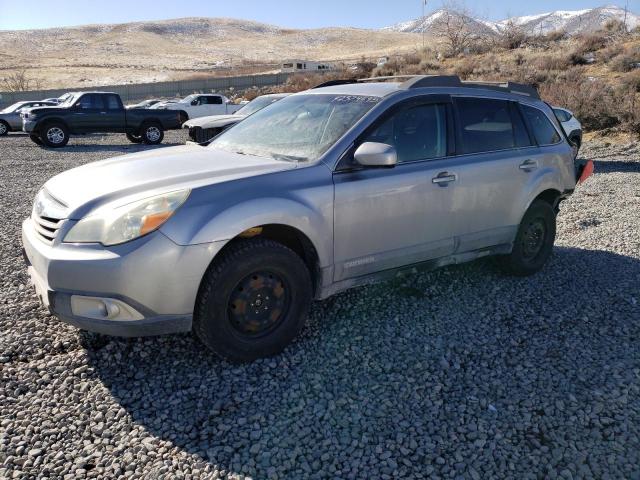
[71,296,143,321]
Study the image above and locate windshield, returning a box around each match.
[210,94,379,162]
[59,94,78,106]
[181,94,197,104]
[236,96,282,117]
[1,102,25,113]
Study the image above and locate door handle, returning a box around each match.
[100,111,107,114]
[432,172,457,185]
[519,159,538,171]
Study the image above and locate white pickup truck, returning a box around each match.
[150,94,243,123]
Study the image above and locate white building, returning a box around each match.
[281,60,334,73]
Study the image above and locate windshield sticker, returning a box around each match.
[331,95,379,104]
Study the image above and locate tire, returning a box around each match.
[140,122,164,145]
[126,132,143,144]
[194,238,313,362]
[0,121,9,136]
[497,200,556,276]
[29,134,43,146]
[41,122,69,148]
[178,111,188,124]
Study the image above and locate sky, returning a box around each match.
[0,0,637,30]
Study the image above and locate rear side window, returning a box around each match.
[456,98,519,154]
[553,108,571,122]
[105,95,121,110]
[364,103,447,163]
[204,96,223,105]
[522,105,561,145]
[76,94,104,109]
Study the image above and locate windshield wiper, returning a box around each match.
[270,153,307,163]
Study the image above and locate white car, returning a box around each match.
[553,107,582,150]
[151,94,243,123]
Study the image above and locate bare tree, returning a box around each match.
[1,70,42,92]
[498,18,528,49]
[430,1,484,57]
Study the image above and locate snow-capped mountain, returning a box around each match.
[385,5,639,36]
[383,9,495,35]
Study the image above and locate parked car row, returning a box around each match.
[1,85,584,156]
[0,91,250,147]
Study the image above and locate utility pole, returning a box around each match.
[422,0,427,51]
[624,0,629,33]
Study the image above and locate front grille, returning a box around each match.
[32,213,63,244]
[189,127,221,143]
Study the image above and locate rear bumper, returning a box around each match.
[22,217,225,337]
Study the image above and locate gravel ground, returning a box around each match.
[1,131,639,479]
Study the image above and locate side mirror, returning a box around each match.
[191,100,199,106]
[354,142,397,168]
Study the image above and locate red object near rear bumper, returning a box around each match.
[578,159,594,184]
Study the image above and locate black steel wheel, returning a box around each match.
[497,199,556,276]
[194,238,312,362]
[227,271,291,339]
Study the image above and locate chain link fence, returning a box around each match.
[0,73,291,108]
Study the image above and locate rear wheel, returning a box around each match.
[141,122,164,145]
[0,121,9,136]
[41,122,69,148]
[29,134,43,145]
[126,132,143,143]
[497,200,556,276]
[194,238,313,362]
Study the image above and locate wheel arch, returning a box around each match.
[213,224,322,296]
[36,117,69,133]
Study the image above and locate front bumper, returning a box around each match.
[22,218,225,336]
[22,120,37,133]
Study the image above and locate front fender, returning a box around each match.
[160,164,335,269]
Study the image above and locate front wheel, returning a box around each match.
[0,121,9,136]
[141,123,164,145]
[497,200,556,276]
[41,123,69,148]
[194,238,313,362]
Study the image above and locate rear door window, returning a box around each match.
[522,105,561,145]
[76,94,104,109]
[204,96,223,105]
[455,98,519,154]
[105,95,121,110]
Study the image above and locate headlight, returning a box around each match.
[64,190,190,246]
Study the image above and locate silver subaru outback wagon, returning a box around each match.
[22,75,593,362]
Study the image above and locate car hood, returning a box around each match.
[43,144,297,219]
[183,114,245,129]
[25,106,70,115]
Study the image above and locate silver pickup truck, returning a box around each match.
[22,75,593,362]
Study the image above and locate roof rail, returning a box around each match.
[312,79,358,89]
[311,74,541,99]
[400,75,540,99]
[357,75,423,82]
